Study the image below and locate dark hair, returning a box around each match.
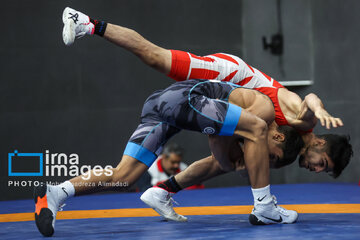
[273,125,304,168]
[163,143,184,157]
[317,134,353,178]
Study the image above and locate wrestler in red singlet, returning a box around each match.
[168,50,289,126]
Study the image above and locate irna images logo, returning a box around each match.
[8,150,113,180]
[8,150,43,176]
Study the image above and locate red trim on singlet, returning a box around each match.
[189,68,220,79]
[168,50,191,81]
[189,53,215,62]
[222,70,238,82]
[188,53,219,79]
[210,53,239,65]
[272,79,284,88]
[255,87,289,126]
[239,76,253,86]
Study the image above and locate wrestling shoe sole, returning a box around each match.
[34,184,54,237]
[249,213,298,225]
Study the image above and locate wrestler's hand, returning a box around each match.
[314,108,343,129]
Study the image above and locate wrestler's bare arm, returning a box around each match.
[279,89,343,131]
[174,92,270,189]
[175,92,272,189]
[209,105,271,189]
[302,93,343,129]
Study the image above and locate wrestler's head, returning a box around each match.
[299,134,352,178]
[161,143,184,176]
[267,125,304,169]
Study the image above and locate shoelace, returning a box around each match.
[166,197,179,207]
[58,203,66,212]
[272,195,278,205]
[165,197,185,219]
[272,195,289,216]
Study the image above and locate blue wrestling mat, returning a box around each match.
[1,183,359,239]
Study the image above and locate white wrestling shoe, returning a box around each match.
[62,7,94,46]
[249,195,298,225]
[140,187,188,222]
[34,184,66,237]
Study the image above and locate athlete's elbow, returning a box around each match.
[246,118,268,143]
[305,93,324,109]
[233,115,267,142]
[305,93,319,102]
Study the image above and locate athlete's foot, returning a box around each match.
[62,7,94,46]
[140,187,187,222]
[34,184,66,237]
[249,195,298,225]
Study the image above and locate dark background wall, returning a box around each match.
[0,0,359,200]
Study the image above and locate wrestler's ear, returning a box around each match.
[313,138,326,146]
[273,132,285,142]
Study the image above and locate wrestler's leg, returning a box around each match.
[69,155,148,195]
[174,135,244,188]
[140,155,228,222]
[208,112,298,225]
[62,7,171,73]
[103,25,227,82]
[174,156,226,189]
[140,139,244,222]
[62,8,240,81]
[103,24,243,83]
[34,85,181,236]
[34,153,149,237]
[103,23,171,75]
[104,25,240,83]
